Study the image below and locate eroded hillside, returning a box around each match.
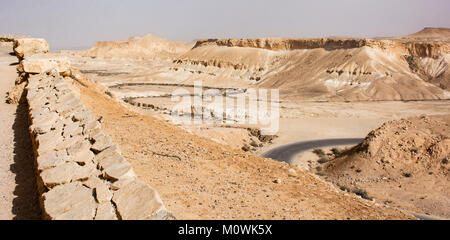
[65,28,450,102]
[168,30,450,101]
[322,115,450,218]
[71,73,414,219]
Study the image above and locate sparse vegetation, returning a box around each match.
[313,148,326,157]
[338,184,351,192]
[318,157,333,164]
[402,173,412,178]
[352,188,372,201]
[330,147,342,155]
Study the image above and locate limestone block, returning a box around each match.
[91,132,114,153]
[62,120,81,138]
[98,151,125,170]
[103,161,136,182]
[83,120,101,136]
[40,162,96,188]
[13,38,49,59]
[95,183,113,204]
[54,135,83,151]
[37,150,67,172]
[82,177,107,189]
[95,202,118,220]
[54,97,81,114]
[110,177,136,191]
[19,56,70,74]
[6,81,26,104]
[43,182,96,220]
[66,139,95,164]
[56,92,77,104]
[93,144,121,163]
[36,129,64,154]
[112,180,167,220]
[97,152,135,181]
[73,109,93,123]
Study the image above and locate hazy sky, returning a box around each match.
[1,0,449,50]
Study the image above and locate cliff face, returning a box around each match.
[194,38,371,51]
[194,37,449,58]
[85,34,193,59]
[167,29,450,100]
[403,41,450,58]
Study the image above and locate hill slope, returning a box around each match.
[323,115,450,218]
[165,33,450,101]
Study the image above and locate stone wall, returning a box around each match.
[14,37,173,220]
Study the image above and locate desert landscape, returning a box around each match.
[1,5,449,220]
[61,27,450,219]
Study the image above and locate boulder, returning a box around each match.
[13,38,49,59]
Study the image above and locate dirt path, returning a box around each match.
[0,46,40,219]
[75,77,414,220]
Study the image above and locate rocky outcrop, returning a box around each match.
[403,41,450,58]
[0,34,28,43]
[13,38,49,60]
[323,115,450,218]
[192,37,449,57]
[81,34,192,60]
[193,38,372,51]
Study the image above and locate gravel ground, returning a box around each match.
[0,45,40,219]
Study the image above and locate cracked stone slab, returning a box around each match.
[97,152,136,181]
[66,139,95,164]
[91,132,114,153]
[104,162,136,182]
[54,135,83,151]
[43,182,97,220]
[95,202,118,220]
[94,183,113,204]
[93,144,121,163]
[37,150,68,171]
[36,129,64,154]
[40,162,97,188]
[112,180,168,220]
[110,177,136,191]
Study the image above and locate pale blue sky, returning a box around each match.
[1,0,449,50]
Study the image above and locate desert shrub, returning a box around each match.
[338,185,351,192]
[318,157,332,164]
[402,173,412,178]
[241,145,250,152]
[352,188,372,201]
[331,147,341,155]
[313,149,326,157]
